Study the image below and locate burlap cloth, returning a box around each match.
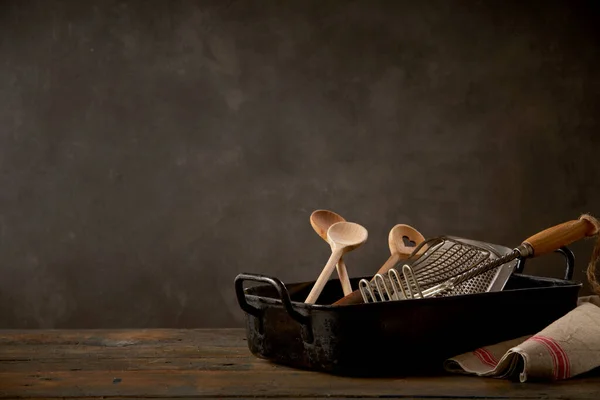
[444,215,600,382]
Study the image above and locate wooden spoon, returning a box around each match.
[310,210,352,296]
[332,223,425,306]
[305,221,368,304]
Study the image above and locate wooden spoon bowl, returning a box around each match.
[332,223,425,306]
[305,221,368,304]
[310,209,345,240]
[309,210,353,295]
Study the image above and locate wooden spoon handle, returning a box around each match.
[523,218,598,257]
[332,252,401,306]
[374,252,401,276]
[336,257,352,296]
[332,288,363,306]
[305,247,344,304]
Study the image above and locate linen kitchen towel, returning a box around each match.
[444,296,600,382]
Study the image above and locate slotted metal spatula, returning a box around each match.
[359,217,599,303]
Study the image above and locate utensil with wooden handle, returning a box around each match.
[305,221,368,304]
[333,223,425,305]
[361,216,600,302]
[310,210,353,296]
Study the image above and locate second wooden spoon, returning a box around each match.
[332,223,425,306]
[310,210,353,296]
[305,221,368,304]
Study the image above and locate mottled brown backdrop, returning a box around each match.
[0,0,598,328]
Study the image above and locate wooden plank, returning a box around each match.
[1,329,599,399]
[0,328,249,360]
[0,328,245,346]
[0,398,500,400]
[0,356,278,373]
[0,343,249,360]
[0,398,494,400]
[0,369,599,399]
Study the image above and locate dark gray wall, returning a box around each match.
[0,0,599,328]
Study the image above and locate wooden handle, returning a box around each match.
[523,218,598,257]
[305,248,344,304]
[375,252,401,275]
[332,252,401,306]
[332,289,363,306]
[336,258,352,296]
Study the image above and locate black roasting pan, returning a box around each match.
[234,247,581,376]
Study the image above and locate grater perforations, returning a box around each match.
[359,237,506,303]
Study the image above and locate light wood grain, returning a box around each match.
[304,221,368,303]
[333,223,424,305]
[309,209,352,296]
[523,218,598,256]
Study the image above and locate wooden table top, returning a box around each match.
[0,328,598,399]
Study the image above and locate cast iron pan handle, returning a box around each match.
[234,273,310,326]
[515,246,574,280]
[555,246,575,280]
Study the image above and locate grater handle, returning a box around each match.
[522,217,599,257]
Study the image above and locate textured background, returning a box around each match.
[0,0,599,328]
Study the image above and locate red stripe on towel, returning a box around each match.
[530,335,570,379]
[473,348,497,368]
[529,336,559,379]
[479,347,499,366]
